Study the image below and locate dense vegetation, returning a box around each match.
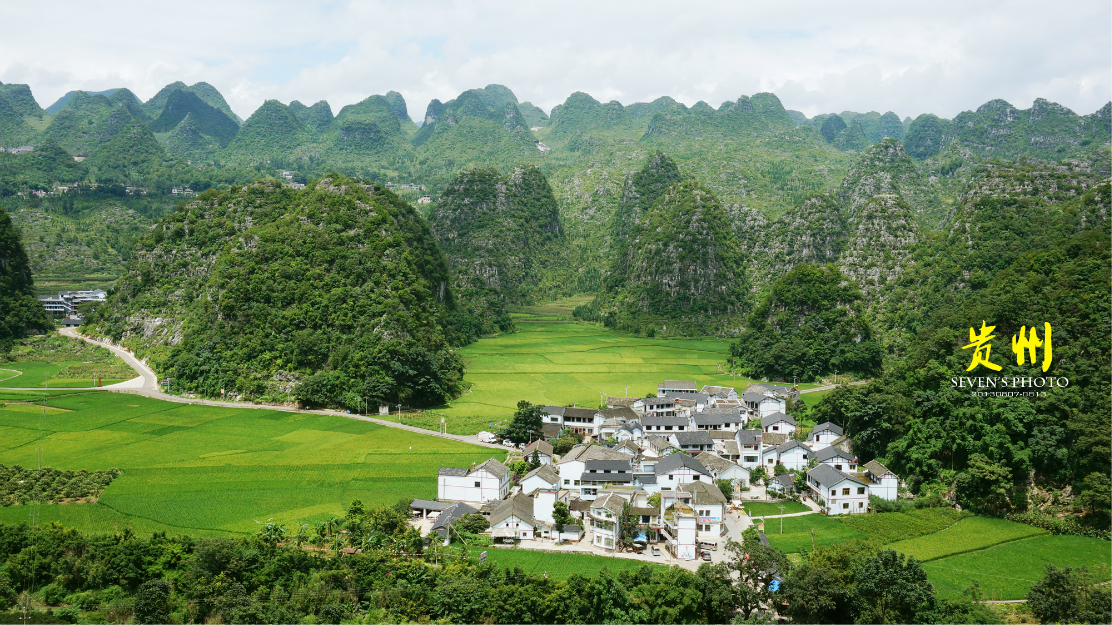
[87,176,475,408]
[0,503,1017,625]
[0,206,51,354]
[730,264,883,381]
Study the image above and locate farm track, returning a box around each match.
[11,329,507,451]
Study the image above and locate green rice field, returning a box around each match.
[762,513,870,553]
[0,391,503,536]
[838,507,967,544]
[466,546,662,579]
[0,360,133,388]
[888,516,1047,561]
[430,307,789,433]
[924,535,1112,600]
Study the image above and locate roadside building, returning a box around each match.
[774,440,811,471]
[489,493,541,540]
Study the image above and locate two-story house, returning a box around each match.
[774,439,811,471]
[863,460,899,501]
[522,440,554,465]
[642,397,680,418]
[743,389,787,418]
[520,464,560,495]
[693,407,745,432]
[489,493,541,540]
[588,492,627,550]
[437,458,511,503]
[654,452,712,488]
[807,464,869,515]
[642,415,690,434]
[670,430,715,454]
[614,421,644,442]
[735,429,764,469]
[695,451,750,488]
[761,412,797,435]
[658,380,698,397]
[676,480,728,540]
[557,444,632,500]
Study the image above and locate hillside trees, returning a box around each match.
[0,206,51,353]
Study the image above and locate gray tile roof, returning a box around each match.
[742,390,773,403]
[585,472,634,483]
[411,499,451,511]
[673,431,714,446]
[762,432,788,446]
[865,460,895,477]
[605,397,639,407]
[643,397,677,407]
[542,423,562,439]
[813,446,854,463]
[431,502,479,532]
[563,407,600,420]
[489,493,537,526]
[521,464,559,486]
[561,444,630,464]
[474,458,510,479]
[776,439,809,454]
[666,392,710,404]
[437,467,469,477]
[721,441,741,456]
[585,460,632,472]
[807,464,868,488]
[695,452,736,473]
[658,380,697,390]
[592,493,628,514]
[642,416,689,427]
[523,440,553,457]
[679,480,728,505]
[761,412,797,428]
[633,473,657,485]
[736,429,762,445]
[773,474,796,490]
[654,453,711,477]
[542,406,566,417]
[811,421,844,437]
[701,385,737,397]
[601,406,638,420]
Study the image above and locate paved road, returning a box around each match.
[799,380,867,394]
[14,329,507,452]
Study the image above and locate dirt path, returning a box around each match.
[16,329,507,451]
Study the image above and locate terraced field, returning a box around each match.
[0,391,502,536]
[888,516,1047,561]
[466,546,661,579]
[763,513,870,553]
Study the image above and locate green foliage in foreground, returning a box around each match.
[0,464,120,505]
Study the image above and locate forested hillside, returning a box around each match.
[0,205,51,353]
[86,176,476,408]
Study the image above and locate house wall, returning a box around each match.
[779,448,809,472]
[658,467,708,487]
[492,515,536,539]
[818,458,857,473]
[521,475,557,495]
[870,474,898,501]
[534,490,559,523]
[758,397,786,417]
[809,479,869,515]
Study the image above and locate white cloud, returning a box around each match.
[1,0,1107,121]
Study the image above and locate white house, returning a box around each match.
[761,412,797,435]
[588,492,628,550]
[695,452,750,488]
[654,452,712,488]
[693,407,745,432]
[642,416,689,434]
[613,440,642,457]
[807,464,869,515]
[562,407,603,436]
[743,389,787,418]
[489,493,541,540]
[768,473,797,497]
[666,392,710,413]
[642,397,681,417]
[615,421,644,443]
[522,440,554,465]
[661,502,698,560]
[863,460,899,501]
[582,459,635,492]
[701,385,740,402]
[735,430,764,469]
[557,444,632,500]
[812,445,857,473]
[437,458,511,503]
[808,422,844,450]
[532,486,570,525]
[675,480,728,540]
[642,435,679,459]
[670,431,715,453]
[520,464,560,495]
[774,440,811,472]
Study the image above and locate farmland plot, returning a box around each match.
[888,516,1047,561]
[762,513,869,553]
[837,507,967,544]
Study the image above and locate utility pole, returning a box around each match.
[778,504,785,534]
[600,391,605,409]
[397,404,402,424]
[624,385,629,398]
[834,370,838,385]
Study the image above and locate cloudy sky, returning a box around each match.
[2,1,1108,122]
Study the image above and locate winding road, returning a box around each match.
[8,328,508,451]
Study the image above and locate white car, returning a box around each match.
[476,431,497,443]
[502,439,516,448]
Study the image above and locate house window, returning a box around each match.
[772,426,779,431]
[669,475,674,481]
[858,502,864,508]
[842,503,849,509]
[857,487,865,495]
[744,456,757,463]
[604,538,613,547]
[474,481,481,488]
[842,488,850,496]
[830,489,836,496]
[803,454,808,459]
[564,479,570,485]
[835,464,843,470]
[574,480,580,486]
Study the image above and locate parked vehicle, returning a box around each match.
[698,541,718,552]
[701,551,712,561]
[502,439,516,448]
[476,431,497,443]
[651,545,661,556]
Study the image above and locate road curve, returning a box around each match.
[24,329,508,452]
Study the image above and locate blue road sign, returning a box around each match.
[769,579,781,592]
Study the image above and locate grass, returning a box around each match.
[761,513,870,553]
[924,535,1112,601]
[1,333,137,388]
[837,507,967,544]
[742,501,811,516]
[888,516,1047,561]
[0,391,504,536]
[465,546,661,579]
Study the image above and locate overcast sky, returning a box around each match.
[2,1,1108,122]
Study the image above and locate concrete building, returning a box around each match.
[437,458,511,504]
[807,464,869,515]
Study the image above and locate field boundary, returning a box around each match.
[0,369,22,383]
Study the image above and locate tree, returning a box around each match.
[954,454,1013,514]
[773,463,788,476]
[500,401,544,444]
[853,549,934,624]
[617,501,638,550]
[552,501,574,531]
[552,435,578,455]
[781,564,854,624]
[725,536,789,620]
[750,466,767,485]
[647,492,662,511]
[1027,565,1111,625]
[455,513,489,535]
[716,478,734,501]
[133,579,172,625]
[528,449,542,470]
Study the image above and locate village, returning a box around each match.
[416,380,901,569]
